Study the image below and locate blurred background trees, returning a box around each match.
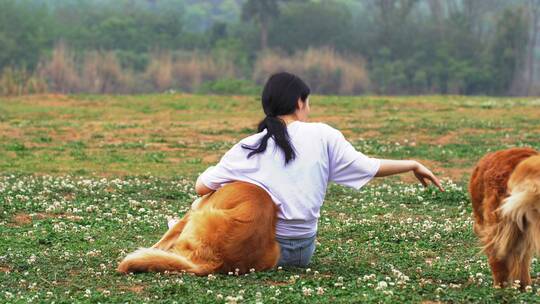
[0,0,538,96]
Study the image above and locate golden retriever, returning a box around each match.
[469,147,540,288]
[117,181,280,275]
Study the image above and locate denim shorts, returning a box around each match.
[276,235,316,267]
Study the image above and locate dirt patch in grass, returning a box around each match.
[144,143,178,151]
[352,130,380,138]
[11,213,32,226]
[11,212,84,226]
[202,154,220,164]
[25,94,73,106]
[120,284,145,293]
[265,280,289,286]
[0,124,25,139]
[0,266,11,272]
[434,133,457,145]
[438,167,471,181]
[34,213,84,221]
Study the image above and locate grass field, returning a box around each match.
[1,94,540,303]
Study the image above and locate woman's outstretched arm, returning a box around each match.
[375,159,444,191]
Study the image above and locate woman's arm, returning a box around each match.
[375,159,444,191]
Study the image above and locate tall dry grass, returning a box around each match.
[80,51,131,94]
[2,44,370,95]
[171,52,237,92]
[37,42,80,93]
[0,67,47,96]
[143,51,237,92]
[145,51,173,91]
[253,48,370,95]
[35,44,136,94]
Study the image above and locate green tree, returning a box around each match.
[491,7,529,95]
[0,0,53,70]
[241,0,305,50]
[269,1,352,53]
[241,0,280,50]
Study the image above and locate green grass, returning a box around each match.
[1,94,540,303]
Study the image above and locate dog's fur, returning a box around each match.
[469,147,540,288]
[117,181,280,275]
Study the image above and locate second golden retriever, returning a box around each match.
[470,147,540,288]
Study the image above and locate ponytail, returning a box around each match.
[242,72,310,165]
[242,116,296,164]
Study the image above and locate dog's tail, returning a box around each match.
[500,155,540,230]
[117,248,202,274]
[494,155,540,257]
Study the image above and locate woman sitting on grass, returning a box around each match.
[194,72,444,267]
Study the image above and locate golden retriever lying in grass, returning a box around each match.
[117,181,280,275]
[469,147,540,288]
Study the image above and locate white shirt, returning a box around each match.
[199,121,380,238]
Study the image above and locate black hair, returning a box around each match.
[242,72,310,164]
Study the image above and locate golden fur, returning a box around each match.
[117,181,280,275]
[469,147,540,288]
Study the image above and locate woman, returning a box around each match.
[194,72,444,267]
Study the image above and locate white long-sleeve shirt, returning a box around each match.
[199,121,380,238]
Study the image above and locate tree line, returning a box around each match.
[0,0,538,96]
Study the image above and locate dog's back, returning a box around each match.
[117,181,280,275]
[469,147,539,287]
[181,182,280,274]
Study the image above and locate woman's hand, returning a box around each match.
[376,159,444,191]
[412,161,444,192]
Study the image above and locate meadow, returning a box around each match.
[1,94,540,303]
